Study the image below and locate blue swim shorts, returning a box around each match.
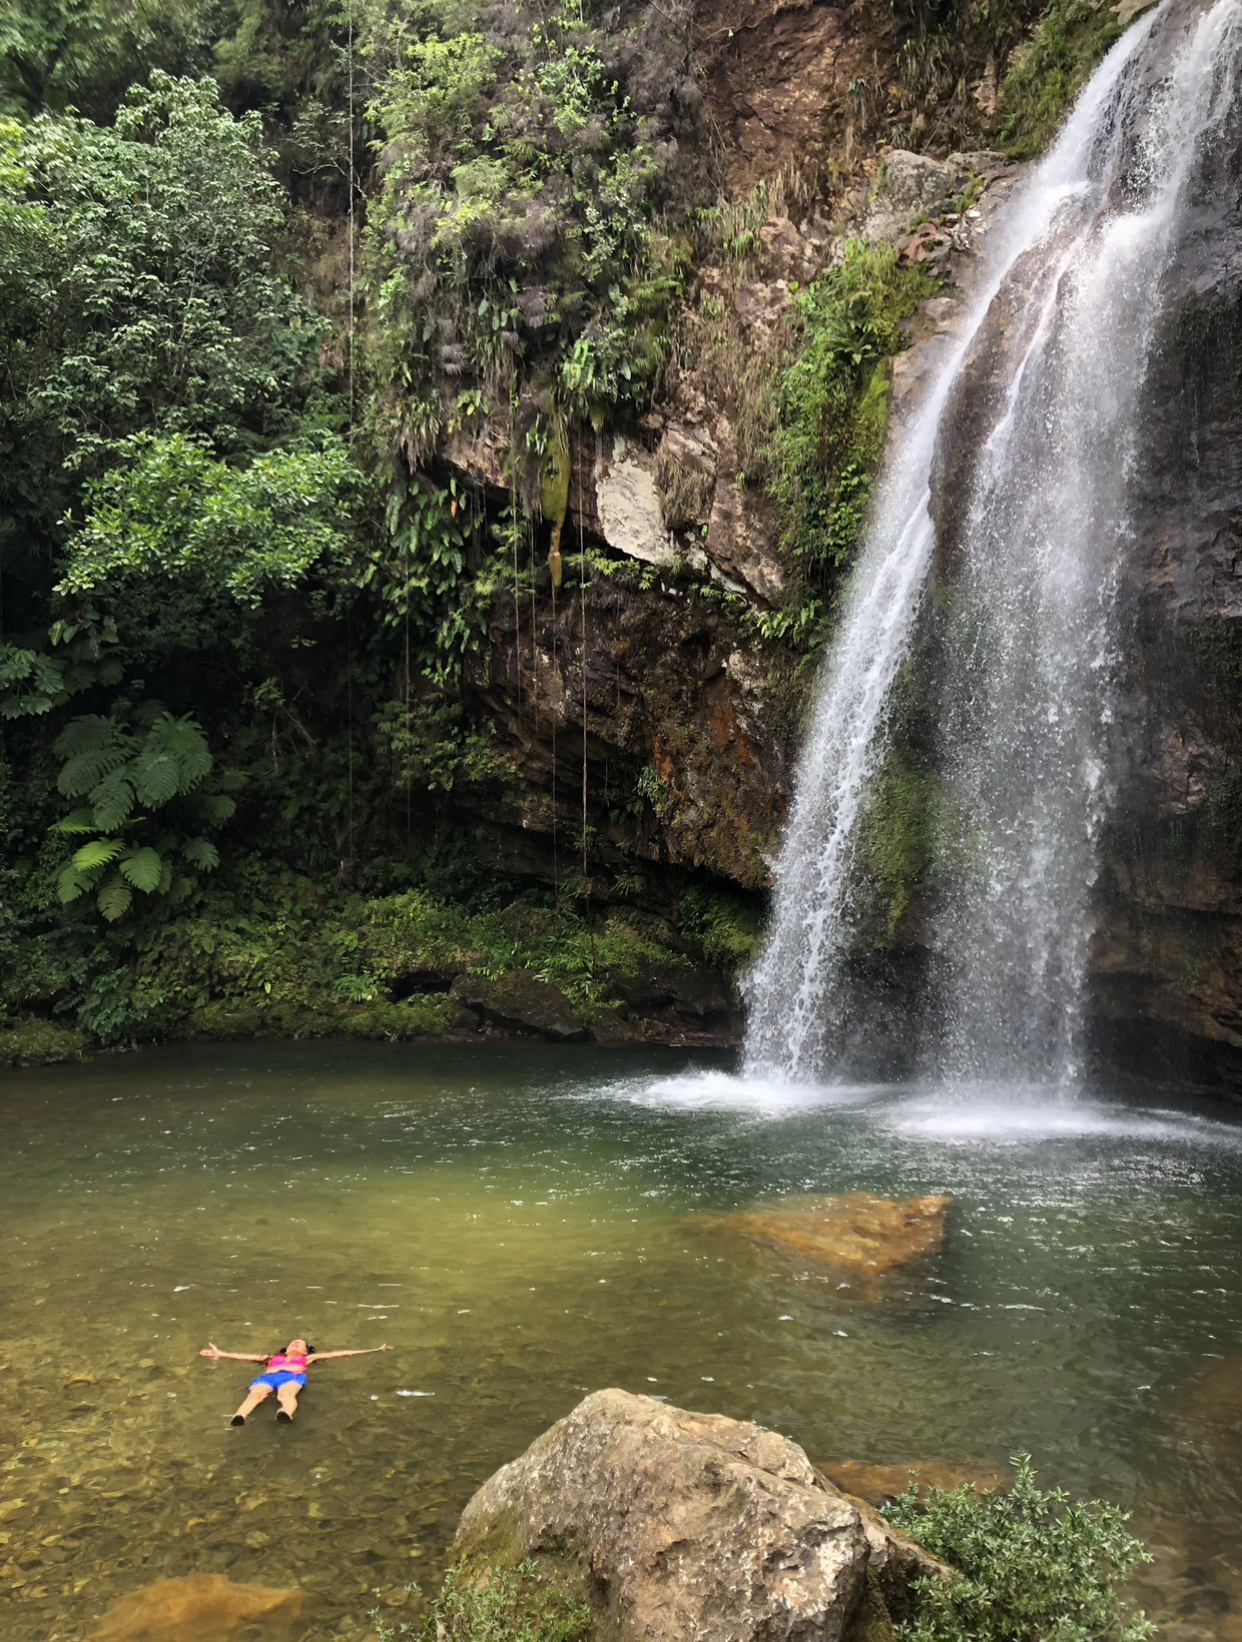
[250,1370,307,1390]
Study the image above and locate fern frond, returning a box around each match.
[118,846,163,893]
[97,871,133,921]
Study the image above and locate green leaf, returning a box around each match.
[118,846,163,892]
[53,715,115,759]
[53,807,102,834]
[194,794,237,825]
[56,863,91,904]
[58,747,127,797]
[181,837,220,871]
[71,837,125,872]
[132,750,182,807]
[87,767,136,830]
[97,871,133,922]
[143,712,212,794]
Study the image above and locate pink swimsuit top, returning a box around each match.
[266,1353,309,1371]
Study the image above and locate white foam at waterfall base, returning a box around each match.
[743,0,1242,1092]
[880,1088,1208,1143]
[622,1069,886,1114]
[614,1069,1242,1146]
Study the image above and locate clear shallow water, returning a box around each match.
[3,1044,1242,1640]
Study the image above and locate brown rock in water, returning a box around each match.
[454,1388,953,1642]
[819,1459,1007,1507]
[89,1572,307,1641]
[719,1193,951,1282]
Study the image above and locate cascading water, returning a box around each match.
[745,0,1242,1085]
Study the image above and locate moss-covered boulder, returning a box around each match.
[450,970,586,1041]
[0,1017,88,1067]
[453,1389,952,1642]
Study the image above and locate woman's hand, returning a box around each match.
[199,1343,223,1359]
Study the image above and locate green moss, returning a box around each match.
[30,857,706,1049]
[1000,1,1127,159]
[678,886,764,975]
[380,1558,592,1642]
[0,1016,89,1066]
[186,994,456,1041]
[845,1574,898,1642]
[856,760,938,937]
[763,240,935,602]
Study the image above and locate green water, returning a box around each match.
[3,1043,1242,1641]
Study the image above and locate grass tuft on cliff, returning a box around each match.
[885,1454,1154,1642]
[761,240,934,637]
[1000,0,1128,159]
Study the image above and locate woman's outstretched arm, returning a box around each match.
[199,1342,268,1362]
[307,1344,393,1360]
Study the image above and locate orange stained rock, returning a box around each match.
[89,1572,308,1642]
[818,1458,1006,1506]
[722,1192,951,1276]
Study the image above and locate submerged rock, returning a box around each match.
[449,969,586,1041]
[819,1458,1007,1506]
[454,1388,951,1642]
[89,1572,307,1641]
[717,1193,951,1283]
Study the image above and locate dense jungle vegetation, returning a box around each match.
[0,0,1126,1061]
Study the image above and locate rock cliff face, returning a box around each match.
[442,145,1018,916]
[435,0,1242,1094]
[1090,82,1242,1092]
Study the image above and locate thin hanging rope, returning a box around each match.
[404,559,412,839]
[580,461,588,897]
[511,460,521,728]
[580,438,594,967]
[346,613,355,868]
[347,0,355,428]
[529,518,539,736]
[550,575,559,912]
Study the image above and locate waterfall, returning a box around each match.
[744,0,1242,1085]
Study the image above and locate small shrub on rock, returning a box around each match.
[884,1455,1154,1642]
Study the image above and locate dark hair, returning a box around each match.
[274,1340,316,1355]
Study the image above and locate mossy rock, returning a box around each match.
[187,1003,267,1039]
[186,993,455,1042]
[0,1017,89,1067]
[844,1575,898,1642]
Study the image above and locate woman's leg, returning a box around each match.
[231,1382,273,1424]
[275,1379,303,1423]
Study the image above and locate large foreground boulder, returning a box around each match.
[454,1389,950,1642]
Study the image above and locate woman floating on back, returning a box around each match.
[199,1337,393,1424]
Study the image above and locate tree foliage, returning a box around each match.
[57,431,368,656]
[0,0,214,122]
[0,71,329,590]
